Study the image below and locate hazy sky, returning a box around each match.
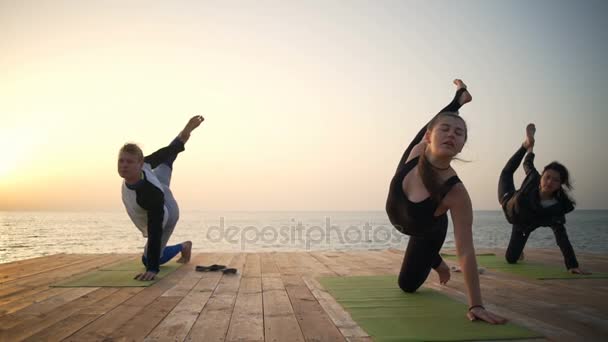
[1,0,607,211]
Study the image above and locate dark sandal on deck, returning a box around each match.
[195,264,226,272]
[222,268,237,274]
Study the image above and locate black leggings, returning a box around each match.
[505,223,579,269]
[395,88,466,293]
[497,145,527,205]
[398,217,448,292]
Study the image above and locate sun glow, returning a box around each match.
[0,132,25,182]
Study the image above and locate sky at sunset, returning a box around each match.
[2,0,607,211]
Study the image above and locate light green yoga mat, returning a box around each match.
[319,275,542,342]
[99,259,156,271]
[441,254,608,280]
[52,260,182,287]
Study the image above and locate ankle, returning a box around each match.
[458,90,472,106]
[178,131,190,144]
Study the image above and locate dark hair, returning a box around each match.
[418,112,467,203]
[543,161,576,204]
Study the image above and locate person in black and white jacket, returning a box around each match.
[118,115,204,281]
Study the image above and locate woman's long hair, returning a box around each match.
[418,112,468,204]
[543,161,576,206]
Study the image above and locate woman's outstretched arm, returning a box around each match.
[448,184,507,324]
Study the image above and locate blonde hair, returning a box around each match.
[119,143,144,161]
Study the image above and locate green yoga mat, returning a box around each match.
[319,275,542,342]
[99,258,155,271]
[52,260,182,287]
[441,254,608,280]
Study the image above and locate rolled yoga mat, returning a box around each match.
[441,253,608,280]
[319,275,542,342]
[51,259,182,287]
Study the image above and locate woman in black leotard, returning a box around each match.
[498,124,589,274]
[386,79,506,324]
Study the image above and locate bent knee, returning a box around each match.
[398,278,420,293]
[505,255,519,264]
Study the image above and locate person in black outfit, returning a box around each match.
[498,124,589,274]
[386,79,506,324]
[118,115,204,281]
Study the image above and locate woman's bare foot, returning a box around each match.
[178,115,204,144]
[453,79,472,105]
[176,241,192,263]
[569,267,591,275]
[435,260,451,285]
[523,123,536,152]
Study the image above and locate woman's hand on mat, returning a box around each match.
[467,307,508,324]
[134,271,158,281]
[569,267,591,275]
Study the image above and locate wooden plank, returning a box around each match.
[260,252,280,277]
[0,254,105,284]
[0,287,119,341]
[0,253,130,291]
[0,287,71,317]
[281,251,336,277]
[272,252,298,276]
[338,251,385,276]
[107,264,206,341]
[143,254,233,341]
[303,276,369,340]
[185,253,246,341]
[281,274,346,342]
[301,252,338,276]
[262,277,305,342]
[0,254,130,317]
[0,253,76,276]
[0,287,99,337]
[63,254,205,341]
[0,255,97,298]
[309,252,354,276]
[22,287,144,342]
[262,253,305,342]
[350,250,401,273]
[275,251,346,342]
[242,252,261,278]
[160,253,227,298]
[62,297,150,341]
[0,254,129,330]
[107,296,183,342]
[158,272,201,298]
[0,253,78,271]
[225,253,264,342]
[0,253,67,269]
[380,248,406,263]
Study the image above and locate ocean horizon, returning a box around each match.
[2,210,607,264]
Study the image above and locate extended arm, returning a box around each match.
[449,184,507,324]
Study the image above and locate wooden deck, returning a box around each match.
[0,249,607,341]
